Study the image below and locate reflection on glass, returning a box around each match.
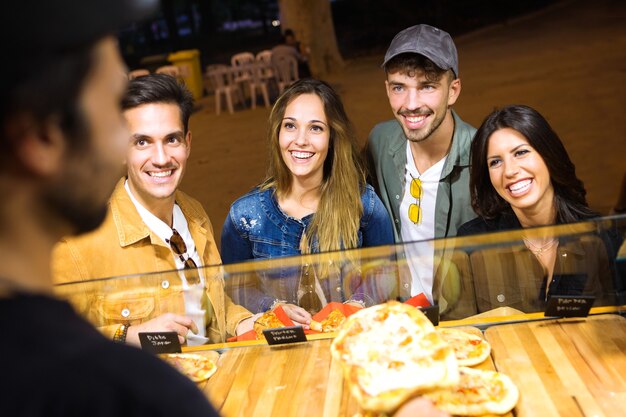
[55,215,626,345]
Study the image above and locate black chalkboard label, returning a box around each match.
[419,304,440,326]
[544,295,595,318]
[138,331,182,354]
[264,326,307,345]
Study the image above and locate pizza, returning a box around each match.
[423,366,519,416]
[331,301,459,413]
[310,309,347,333]
[161,353,217,383]
[254,310,285,340]
[437,327,491,366]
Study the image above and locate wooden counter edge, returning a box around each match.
[183,305,624,352]
[183,331,336,352]
[439,305,624,328]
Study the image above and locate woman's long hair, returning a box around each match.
[469,104,596,223]
[261,79,365,254]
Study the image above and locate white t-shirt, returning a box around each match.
[125,181,208,342]
[399,143,446,303]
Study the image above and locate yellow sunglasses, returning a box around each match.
[408,176,422,224]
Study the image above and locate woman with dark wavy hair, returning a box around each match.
[458,105,622,311]
[464,104,595,227]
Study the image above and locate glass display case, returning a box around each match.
[54,214,626,417]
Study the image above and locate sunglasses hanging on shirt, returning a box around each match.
[166,228,201,285]
[408,174,423,224]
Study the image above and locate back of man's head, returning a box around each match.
[1,0,159,168]
[122,74,195,134]
[1,0,159,240]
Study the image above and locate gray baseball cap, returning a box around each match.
[382,24,459,78]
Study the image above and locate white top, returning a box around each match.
[399,143,446,303]
[124,180,208,342]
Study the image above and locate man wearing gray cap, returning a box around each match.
[0,1,220,415]
[365,24,477,304]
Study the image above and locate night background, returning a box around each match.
[111,0,626,235]
[118,0,556,72]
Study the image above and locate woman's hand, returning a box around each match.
[344,300,365,309]
[235,313,263,336]
[279,303,312,329]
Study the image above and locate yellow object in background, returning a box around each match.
[168,49,203,99]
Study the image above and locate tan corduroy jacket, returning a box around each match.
[52,179,251,343]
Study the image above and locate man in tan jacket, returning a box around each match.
[53,74,254,345]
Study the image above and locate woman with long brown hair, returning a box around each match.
[221,79,393,325]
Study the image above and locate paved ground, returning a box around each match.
[182,0,626,246]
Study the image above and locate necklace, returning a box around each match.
[523,237,558,256]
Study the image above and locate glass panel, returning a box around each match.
[54,214,626,347]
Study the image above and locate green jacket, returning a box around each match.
[366,110,477,241]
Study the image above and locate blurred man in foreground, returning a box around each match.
[0,1,221,415]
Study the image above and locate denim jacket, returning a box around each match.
[221,184,394,312]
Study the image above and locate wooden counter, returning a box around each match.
[485,314,626,417]
[198,337,359,417]
[197,327,507,417]
[192,313,625,417]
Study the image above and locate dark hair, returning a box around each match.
[1,47,95,164]
[469,104,596,223]
[121,73,194,133]
[384,53,453,82]
[282,28,297,45]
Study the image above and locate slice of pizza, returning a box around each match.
[310,308,347,333]
[254,310,285,340]
[423,366,519,416]
[322,309,347,332]
[437,327,491,366]
[309,319,323,332]
[331,301,459,413]
[161,353,217,383]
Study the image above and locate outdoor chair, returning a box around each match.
[205,64,245,115]
[155,65,181,78]
[128,69,150,79]
[272,53,299,94]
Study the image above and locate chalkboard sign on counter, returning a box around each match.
[264,326,307,345]
[419,304,440,326]
[544,295,595,318]
[138,331,182,354]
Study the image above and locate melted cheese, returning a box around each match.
[334,303,457,397]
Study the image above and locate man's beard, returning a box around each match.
[42,184,109,235]
[400,109,446,143]
[40,136,121,236]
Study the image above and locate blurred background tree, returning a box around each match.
[277,0,344,77]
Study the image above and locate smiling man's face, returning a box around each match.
[124,102,191,212]
[385,69,459,144]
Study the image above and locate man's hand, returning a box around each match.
[280,303,312,329]
[235,313,263,336]
[125,313,198,346]
[394,398,450,417]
